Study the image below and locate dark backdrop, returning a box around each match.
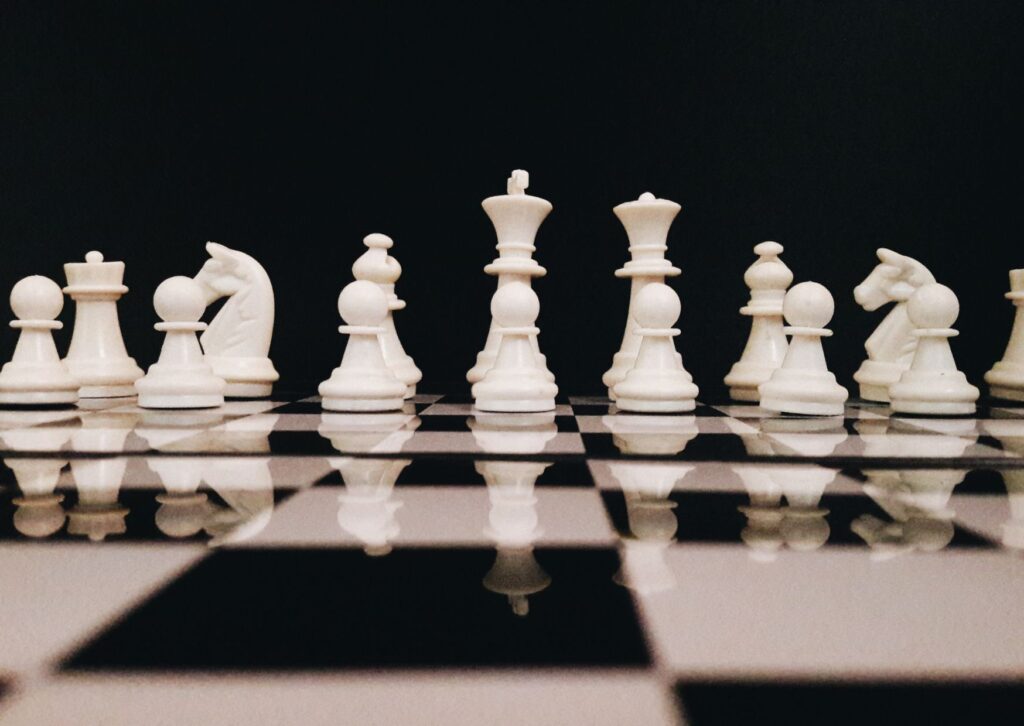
[2,1,1022,396]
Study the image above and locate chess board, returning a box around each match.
[0,392,1022,725]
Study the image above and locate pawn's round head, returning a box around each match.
[10,275,64,321]
[153,276,207,322]
[338,279,388,326]
[783,281,834,328]
[363,233,394,249]
[907,283,959,329]
[633,282,681,328]
[491,282,539,328]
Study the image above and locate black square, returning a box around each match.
[62,547,649,671]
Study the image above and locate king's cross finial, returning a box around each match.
[507,169,529,195]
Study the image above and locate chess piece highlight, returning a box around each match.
[889,283,979,415]
[472,282,558,412]
[759,281,848,415]
[319,280,407,412]
[724,241,793,401]
[62,251,144,397]
[193,242,279,397]
[611,282,698,412]
[467,170,554,384]
[985,269,1024,401]
[603,192,683,399]
[352,233,421,398]
[0,276,79,405]
[135,276,227,409]
[852,248,935,401]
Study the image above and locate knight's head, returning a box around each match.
[194,242,246,301]
[853,248,932,310]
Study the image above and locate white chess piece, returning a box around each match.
[723,241,793,401]
[759,281,848,415]
[193,242,279,398]
[603,192,682,399]
[319,280,407,412]
[135,276,227,409]
[467,170,554,384]
[852,249,935,401]
[472,282,557,412]
[985,269,1024,401]
[611,282,698,412]
[351,233,422,398]
[889,283,979,415]
[0,276,79,405]
[62,251,144,397]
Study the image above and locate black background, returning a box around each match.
[2,1,1022,396]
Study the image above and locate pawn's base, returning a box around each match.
[79,383,138,398]
[473,397,556,413]
[321,396,404,413]
[137,392,224,409]
[224,381,274,398]
[853,359,907,403]
[727,386,760,402]
[889,399,977,416]
[989,385,1024,402]
[985,362,1024,401]
[759,396,845,416]
[0,390,78,406]
[614,397,697,413]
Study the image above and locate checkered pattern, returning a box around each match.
[0,393,1022,725]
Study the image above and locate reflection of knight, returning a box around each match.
[852,470,957,557]
[334,457,409,556]
[192,242,279,398]
[479,459,551,616]
[852,248,935,401]
[468,412,556,455]
[601,413,698,456]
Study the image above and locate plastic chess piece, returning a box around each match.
[472,282,558,412]
[351,233,422,398]
[889,283,979,415]
[852,248,936,401]
[193,242,280,398]
[135,276,227,409]
[467,170,554,384]
[723,241,793,401]
[611,282,698,412]
[62,251,144,397]
[603,192,683,399]
[985,269,1024,401]
[759,281,848,416]
[319,280,407,412]
[0,276,79,405]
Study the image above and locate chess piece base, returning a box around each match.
[889,372,979,415]
[853,359,907,402]
[724,360,778,402]
[206,356,279,399]
[989,385,1024,402]
[985,361,1024,401]
[0,389,78,405]
[137,392,224,409]
[614,397,697,413]
[473,396,556,413]
[79,383,137,398]
[224,381,274,398]
[728,386,760,402]
[321,395,405,412]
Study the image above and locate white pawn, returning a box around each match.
[723,241,793,401]
[135,276,226,409]
[611,283,698,412]
[351,233,422,398]
[0,276,79,405]
[759,282,848,415]
[319,280,407,412]
[472,282,557,412]
[985,269,1024,401]
[890,283,979,415]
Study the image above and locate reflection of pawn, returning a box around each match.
[472,282,557,412]
[986,270,1024,401]
[724,242,793,401]
[8,455,69,538]
[135,277,226,409]
[334,456,410,556]
[155,492,210,538]
[602,414,698,455]
[889,284,979,415]
[68,478,128,542]
[352,233,422,398]
[319,280,407,412]
[468,412,557,454]
[998,470,1024,550]
[611,283,698,412]
[0,276,79,405]
[759,282,848,415]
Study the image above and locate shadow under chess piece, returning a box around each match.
[985,269,1024,401]
[320,280,407,412]
[603,192,683,399]
[611,282,698,412]
[724,241,793,402]
[889,283,979,415]
[601,413,698,455]
[0,276,79,406]
[468,169,554,385]
[352,233,421,399]
[135,276,226,409]
[759,281,848,416]
[193,242,280,398]
[852,249,936,402]
[472,282,557,413]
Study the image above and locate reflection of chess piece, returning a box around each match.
[333,456,410,556]
[853,470,958,557]
[205,413,279,454]
[134,409,226,453]
[999,469,1024,550]
[203,457,276,546]
[468,412,557,455]
[155,491,210,538]
[318,411,420,454]
[67,475,127,542]
[67,411,138,517]
[2,426,73,538]
[479,459,551,616]
[602,413,698,455]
